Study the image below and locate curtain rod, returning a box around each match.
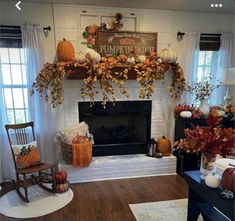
[0,25,51,32]
[177,31,221,40]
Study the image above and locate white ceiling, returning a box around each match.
[21,0,235,14]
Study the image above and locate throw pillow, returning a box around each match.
[11,141,41,169]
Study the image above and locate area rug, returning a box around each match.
[0,185,73,218]
[129,198,203,221]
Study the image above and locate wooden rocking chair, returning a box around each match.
[5,121,55,203]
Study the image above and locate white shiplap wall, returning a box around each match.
[53,4,174,140]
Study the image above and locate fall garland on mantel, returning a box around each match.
[30,13,186,107]
[30,52,186,108]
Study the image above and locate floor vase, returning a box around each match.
[198,99,210,117]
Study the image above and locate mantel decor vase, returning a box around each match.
[200,151,218,180]
[198,98,210,117]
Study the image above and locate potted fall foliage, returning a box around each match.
[175,111,235,179]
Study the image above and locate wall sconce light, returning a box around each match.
[177,31,185,41]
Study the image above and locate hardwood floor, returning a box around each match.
[0,175,188,221]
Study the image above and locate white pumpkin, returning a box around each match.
[127,57,135,64]
[77,52,86,63]
[138,55,146,63]
[106,22,113,30]
[180,111,192,118]
[205,173,221,188]
[84,48,101,63]
[159,48,177,63]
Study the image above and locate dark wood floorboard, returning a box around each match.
[0,175,188,221]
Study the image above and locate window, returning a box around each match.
[193,50,219,105]
[195,50,218,82]
[0,47,30,124]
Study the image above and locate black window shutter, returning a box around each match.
[199,33,220,51]
[0,25,22,48]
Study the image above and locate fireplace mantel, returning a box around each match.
[66,65,143,80]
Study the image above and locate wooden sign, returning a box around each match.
[96,30,157,55]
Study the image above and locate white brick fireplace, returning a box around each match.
[62,78,174,141]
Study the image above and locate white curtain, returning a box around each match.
[0,58,16,183]
[21,23,57,164]
[0,117,15,183]
[179,33,200,105]
[0,24,57,183]
[210,32,235,105]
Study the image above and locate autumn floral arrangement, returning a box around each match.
[186,75,221,101]
[82,13,123,48]
[30,62,66,107]
[175,111,235,156]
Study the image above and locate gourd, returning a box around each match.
[205,173,221,188]
[159,48,177,63]
[157,136,171,156]
[221,168,235,192]
[180,111,192,118]
[57,38,75,62]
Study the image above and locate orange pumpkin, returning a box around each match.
[88,25,97,35]
[144,58,150,65]
[57,38,75,62]
[107,56,115,63]
[119,54,127,62]
[150,51,156,57]
[157,136,171,156]
[174,104,183,116]
[221,168,235,192]
[101,57,107,63]
[72,136,89,144]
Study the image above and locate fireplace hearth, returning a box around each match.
[79,101,152,156]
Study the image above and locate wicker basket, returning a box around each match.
[60,141,73,164]
[60,140,92,166]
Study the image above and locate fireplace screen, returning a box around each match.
[79,101,151,156]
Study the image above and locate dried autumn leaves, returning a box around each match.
[30,57,186,108]
[30,62,66,108]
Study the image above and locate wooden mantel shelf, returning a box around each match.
[66,65,143,80]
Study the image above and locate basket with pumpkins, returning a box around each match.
[58,122,93,167]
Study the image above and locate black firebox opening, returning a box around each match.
[79,101,152,156]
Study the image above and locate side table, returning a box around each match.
[184,171,234,221]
